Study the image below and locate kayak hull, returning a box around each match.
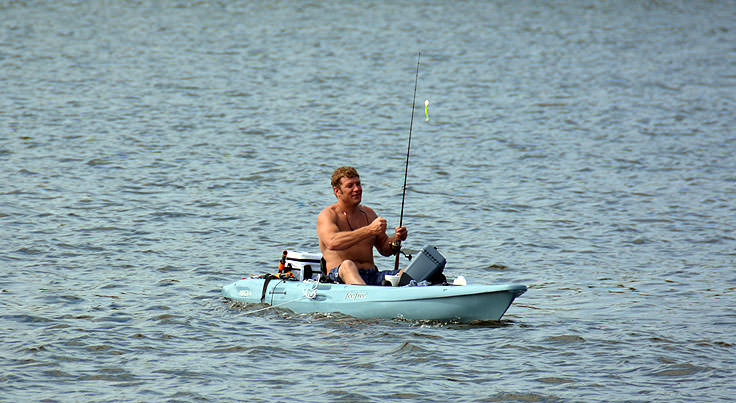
[222,278,526,322]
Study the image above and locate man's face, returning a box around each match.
[335,176,362,204]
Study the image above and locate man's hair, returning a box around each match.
[331,166,359,189]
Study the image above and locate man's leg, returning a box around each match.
[338,260,366,285]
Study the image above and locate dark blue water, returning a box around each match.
[2,1,735,401]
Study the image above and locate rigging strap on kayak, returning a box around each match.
[260,274,276,303]
[302,279,319,299]
[259,275,319,304]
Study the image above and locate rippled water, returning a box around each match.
[2,1,735,401]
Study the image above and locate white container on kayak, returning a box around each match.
[284,251,323,281]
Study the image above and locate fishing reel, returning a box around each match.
[391,240,412,261]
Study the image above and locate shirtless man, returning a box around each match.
[317,166,408,285]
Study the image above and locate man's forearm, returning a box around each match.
[323,226,374,250]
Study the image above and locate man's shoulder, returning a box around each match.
[318,204,339,219]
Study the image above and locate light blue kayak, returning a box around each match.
[222,278,527,322]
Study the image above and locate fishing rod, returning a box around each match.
[393,51,421,272]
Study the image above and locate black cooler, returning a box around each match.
[398,245,447,286]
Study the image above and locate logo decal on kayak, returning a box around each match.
[345,291,366,301]
[239,289,252,297]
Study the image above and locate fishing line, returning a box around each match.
[394,51,421,271]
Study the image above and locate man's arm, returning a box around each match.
[361,206,407,257]
[375,226,408,256]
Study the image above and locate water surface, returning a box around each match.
[2,1,735,401]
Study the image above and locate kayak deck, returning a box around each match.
[222,278,527,322]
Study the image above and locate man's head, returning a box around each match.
[331,166,359,189]
[331,166,361,202]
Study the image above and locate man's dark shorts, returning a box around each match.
[328,266,400,286]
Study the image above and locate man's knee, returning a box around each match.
[338,260,364,284]
[339,260,358,275]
